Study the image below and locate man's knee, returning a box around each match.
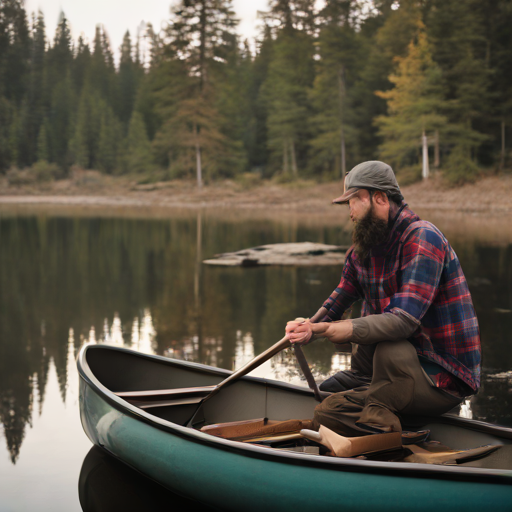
[313,393,338,423]
[313,399,332,428]
[313,392,362,421]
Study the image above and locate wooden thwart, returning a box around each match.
[242,433,305,444]
[200,418,314,441]
[115,386,216,409]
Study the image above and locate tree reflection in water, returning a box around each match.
[0,210,511,466]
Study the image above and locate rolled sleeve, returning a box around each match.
[351,312,419,344]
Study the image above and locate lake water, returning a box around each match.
[0,205,511,511]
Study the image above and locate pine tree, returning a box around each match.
[70,90,92,169]
[47,12,72,81]
[97,105,122,173]
[130,22,164,146]
[151,58,193,174]
[264,0,317,37]
[352,0,423,161]
[46,13,75,169]
[308,0,362,180]
[70,86,103,169]
[261,33,314,177]
[153,80,228,180]
[36,121,49,162]
[123,110,153,174]
[8,108,20,167]
[474,0,512,170]
[154,0,242,185]
[88,25,118,109]
[209,31,249,176]
[0,0,31,168]
[165,0,238,90]
[118,31,138,127]
[48,73,75,169]
[25,11,46,166]
[0,97,13,170]
[144,22,163,68]
[426,0,490,179]
[260,0,316,177]
[1,0,510,183]
[0,0,30,104]
[375,25,449,182]
[133,71,158,143]
[250,25,274,172]
[72,36,91,93]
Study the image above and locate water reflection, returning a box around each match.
[459,399,473,420]
[331,352,352,375]
[79,446,216,512]
[0,210,511,469]
[234,330,255,369]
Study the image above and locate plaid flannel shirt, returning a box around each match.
[322,205,481,395]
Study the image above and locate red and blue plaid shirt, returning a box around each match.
[322,205,481,395]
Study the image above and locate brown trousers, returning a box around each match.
[313,339,462,436]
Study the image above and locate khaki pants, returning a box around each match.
[313,339,462,436]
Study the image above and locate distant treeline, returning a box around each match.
[1,0,511,185]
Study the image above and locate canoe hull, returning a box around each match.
[78,352,512,511]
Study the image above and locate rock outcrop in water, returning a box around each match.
[203,242,348,267]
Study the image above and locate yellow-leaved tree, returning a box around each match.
[375,24,449,183]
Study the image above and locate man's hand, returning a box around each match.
[285,318,313,346]
[286,317,354,345]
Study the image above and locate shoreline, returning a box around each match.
[1,175,512,243]
[1,173,511,213]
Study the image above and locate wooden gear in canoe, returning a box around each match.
[78,345,512,512]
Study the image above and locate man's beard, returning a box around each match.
[352,205,390,262]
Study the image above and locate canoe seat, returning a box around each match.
[115,386,215,409]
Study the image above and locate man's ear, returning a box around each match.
[373,191,389,206]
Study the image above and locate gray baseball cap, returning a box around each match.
[332,161,402,204]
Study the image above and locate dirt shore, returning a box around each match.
[1,172,511,214]
[1,173,511,243]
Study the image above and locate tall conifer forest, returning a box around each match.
[1,0,511,185]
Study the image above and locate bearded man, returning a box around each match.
[285,161,481,455]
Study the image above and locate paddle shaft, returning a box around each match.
[201,336,291,405]
[188,333,326,427]
[293,344,323,402]
[291,312,329,402]
[186,336,291,427]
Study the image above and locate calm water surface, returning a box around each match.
[0,207,511,511]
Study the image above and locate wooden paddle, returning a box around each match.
[187,336,290,426]
[207,335,291,401]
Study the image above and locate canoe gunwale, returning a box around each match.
[77,344,512,485]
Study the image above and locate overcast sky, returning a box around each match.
[23,0,269,58]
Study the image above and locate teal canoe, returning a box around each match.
[77,344,512,511]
